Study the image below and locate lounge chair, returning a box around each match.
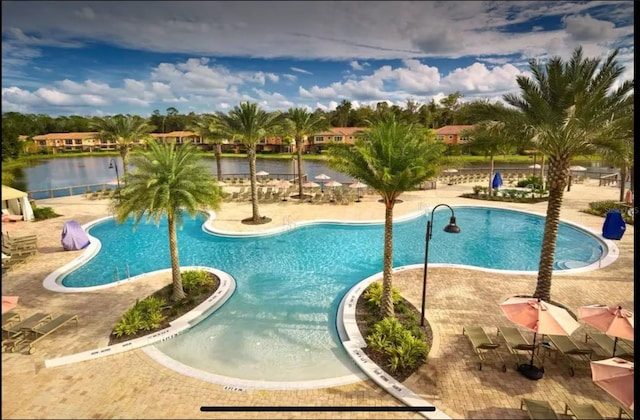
[2,311,20,328]
[2,312,51,339]
[618,407,634,419]
[497,326,541,370]
[543,334,592,376]
[585,331,634,359]
[564,402,604,419]
[520,399,559,419]
[21,313,78,354]
[462,325,506,371]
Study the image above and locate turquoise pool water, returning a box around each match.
[61,207,604,382]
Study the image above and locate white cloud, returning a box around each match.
[350,61,364,71]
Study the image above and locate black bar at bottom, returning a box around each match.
[200,406,436,412]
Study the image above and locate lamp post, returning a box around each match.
[108,158,120,189]
[421,203,461,326]
[291,155,296,182]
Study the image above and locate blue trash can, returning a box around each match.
[602,210,626,240]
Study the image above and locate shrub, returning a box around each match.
[516,176,546,190]
[472,185,488,195]
[363,282,402,310]
[181,269,214,293]
[584,200,634,224]
[32,206,61,220]
[366,317,429,373]
[112,296,167,337]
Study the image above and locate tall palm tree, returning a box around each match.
[493,46,633,301]
[188,114,224,181]
[112,139,222,301]
[283,108,330,199]
[91,115,153,177]
[326,116,443,319]
[214,102,281,224]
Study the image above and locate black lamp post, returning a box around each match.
[108,158,120,189]
[421,203,461,326]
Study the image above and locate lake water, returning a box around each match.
[7,155,616,199]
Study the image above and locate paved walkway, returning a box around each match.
[1,179,633,419]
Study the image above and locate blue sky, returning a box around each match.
[1,1,634,117]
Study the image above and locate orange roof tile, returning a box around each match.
[32,132,98,140]
[434,125,474,135]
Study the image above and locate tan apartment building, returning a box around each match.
[306,127,365,153]
[434,125,474,145]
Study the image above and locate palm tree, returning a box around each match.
[283,108,330,199]
[214,102,281,224]
[91,115,153,177]
[112,139,222,301]
[492,46,633,301]
[188,114,224,181]
[326,116,443,319]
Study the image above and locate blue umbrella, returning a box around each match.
[492,171,503,189]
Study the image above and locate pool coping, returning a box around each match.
[337,268,451,420]
[44,266,236,368]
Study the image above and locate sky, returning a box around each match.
[1,1,634,117]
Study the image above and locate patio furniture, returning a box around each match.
[497,326,541,370]
[543,334,593,376]
[564,402,604,419]
[618,406,634,419]
[462,325,506,371]
[2,312,51,344]
[22,314,79,354]
[585,331,634,359]
[520,399,559,419]
[2,311,20,327]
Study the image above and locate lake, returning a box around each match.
[7,155,616,200]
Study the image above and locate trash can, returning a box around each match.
[602,210,626,240]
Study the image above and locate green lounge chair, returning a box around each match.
[520,399,559,419]
[564,402,604,419]
[618,407,634,419]
[23,314,78,354]
[497,326,541,370]
[1,311,20,328]
[585,332,634,359]
[544,334,592,376]
[462,325,506,372]
[2,312,51,339]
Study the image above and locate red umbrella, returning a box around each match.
[591,357,634,409]
[578,305,634,356]
[1,296,19,314]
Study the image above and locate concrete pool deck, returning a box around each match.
[1,179,634,419]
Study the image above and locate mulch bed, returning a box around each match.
[241,216,272,225]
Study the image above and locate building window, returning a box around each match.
[65,139,73,145]
[38,140,46,146]
[334,136,343,142]
[75,140,83,145]
[314,136,323,142]
[448,135,453,140]
[436,135,444,141]
[460,136,469,142]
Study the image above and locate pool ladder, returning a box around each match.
[113,263,131,282]
[283,215,295,230]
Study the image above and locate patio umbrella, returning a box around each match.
[591,357,634,409]
[492,172,503,189]
[569,165,587,172]
[325,180,342,188]
[1,296,18,314]
[528,164,542,169]
[500,297,581,377]
[256,171,269,176]
[349,181,368,202]
[314,173,331,192]
[578,305,634,356]
[302,181,320,189]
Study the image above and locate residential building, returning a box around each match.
[306,127,365,153]
[434,125,474,145]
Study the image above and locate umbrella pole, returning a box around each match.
[612,337,618,357]
[530,332,537,367]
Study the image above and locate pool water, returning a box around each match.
[61,207,604,382]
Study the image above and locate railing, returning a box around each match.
[28,183,117,201]
[599,173,619,187]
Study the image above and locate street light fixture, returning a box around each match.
[108,158,120,189]
[421,203,461,326]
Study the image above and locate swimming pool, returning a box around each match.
[51,206,611,385]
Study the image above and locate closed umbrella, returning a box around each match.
[492,172,503,189]
[578,305,634,356]
[2,296,18,314]
[500,297,581,379]
[591,357,634,409]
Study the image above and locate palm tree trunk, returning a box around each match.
[120,149,129,178]
[540,154,545,190]
[381,202,395,319]
[215,143,223,181]
[247,146,261,222]
[296,138,303,198]
[168,215,186,301]
[619,166,627,202]
[533,157,569,301]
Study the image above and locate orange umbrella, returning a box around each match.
[591,357,634,409]
[578,305,634,356]
[500,297,580,373]
[1,296,19,314]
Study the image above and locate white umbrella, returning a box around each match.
[528,164,542,169]
[276,180,292,189]
[256,170,269,176]
[314,173,331,180]
[569,166,587,171]
[302,181,320,188]
[350,181,368,202]
[325,180,342,188]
